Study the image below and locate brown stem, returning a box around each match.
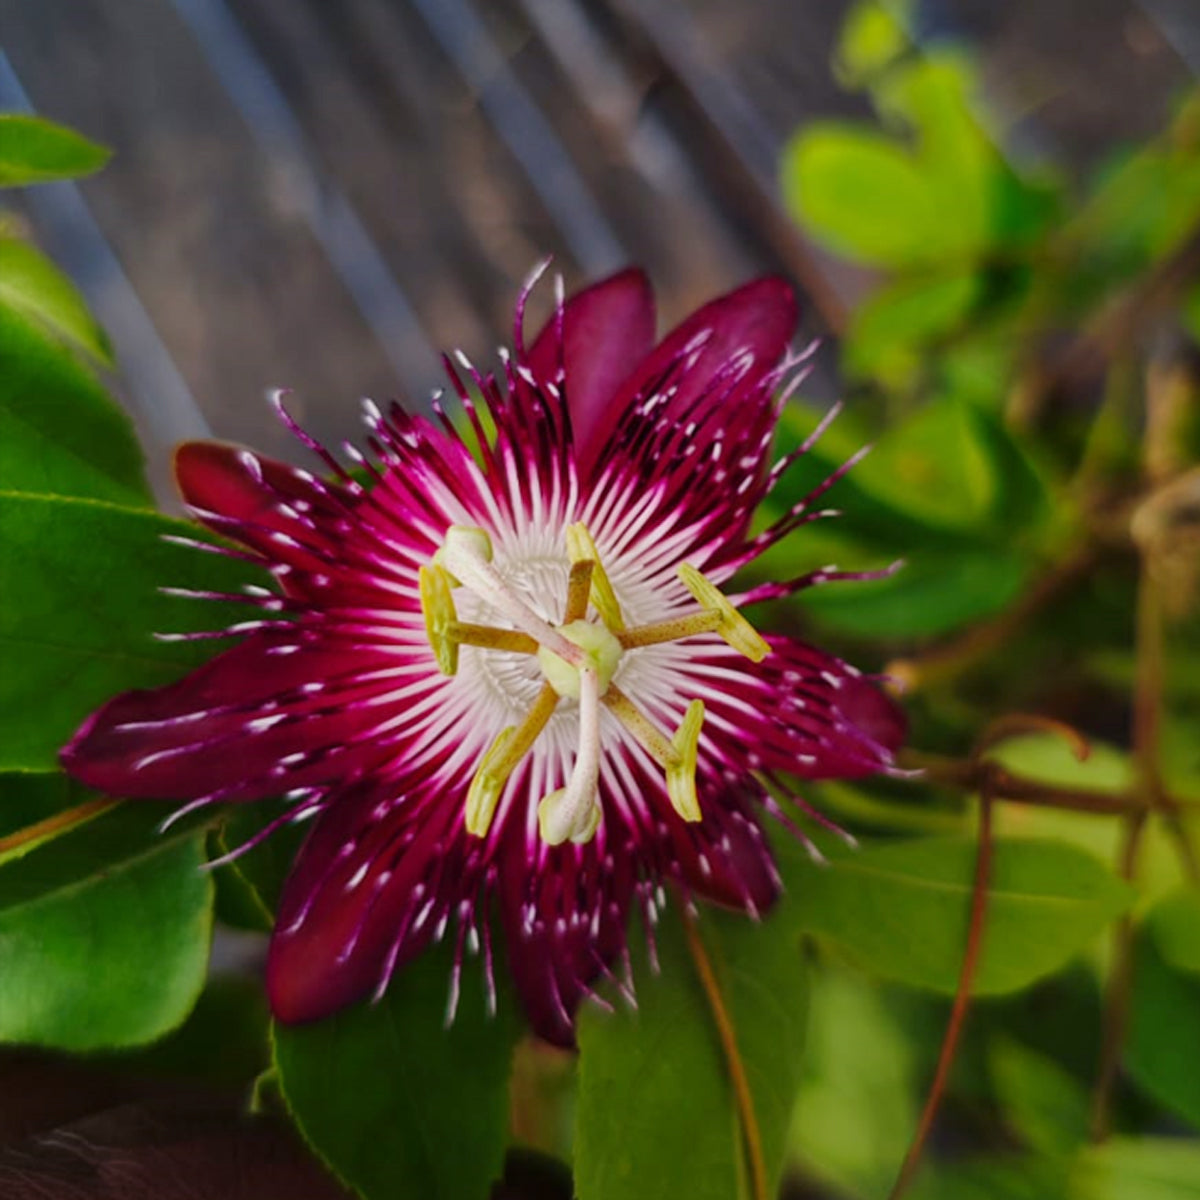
[681,907,768,1200]
[888,793,994,1199]
[887,547,1097,692]
[899,749,1137,816]
[1089,810,1147,1141]
[0,796,121,865]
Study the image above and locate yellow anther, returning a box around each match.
[666,699,705,823]
[464,683,559,837]
[465,729,516,836]
[419,564,459,675]
[677,563,770,663]
[566,522,625,631]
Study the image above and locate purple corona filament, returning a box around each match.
[62,268,904,1046]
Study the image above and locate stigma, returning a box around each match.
[419,523,770,846]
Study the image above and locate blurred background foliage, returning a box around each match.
[4,0,1200,1197]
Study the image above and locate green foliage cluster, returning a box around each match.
[4,5,1200,1191]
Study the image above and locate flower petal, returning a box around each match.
[671,776,780,915]
[497,827,636,1047]
[268,777,470,1023]
[60,632,386,801]
[174,441,350,572]
[604,276,797,446]
[527,268,655,470]
[686,635,903,782]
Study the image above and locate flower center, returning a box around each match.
[420,523,769,847]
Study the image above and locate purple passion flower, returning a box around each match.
[62,268,903,1046]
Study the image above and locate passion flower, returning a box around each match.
[62,267,903,1045]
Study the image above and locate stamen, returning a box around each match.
[677,563,770,663]
[538,666,604,845]
[666,700,705,823]
[418,564,459,675]
[450,623,538,655]
[603,686,678,769]
[465,683,559,837]
[563,558,595,624]
[566,522,625,630]
[437,526,583,664]
[618,611,722,650]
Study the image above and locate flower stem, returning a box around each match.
[888,792,994,1200]
[680,907,768,1200]
[0,796,122,868]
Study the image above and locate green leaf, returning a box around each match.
[0,237,112,363]
[0,803,212,1049]
[790,966,917,1198]
[0,770,83,837]
[843,271,980,384]
[0,492,262,770]
[210,802,310,931]
[782,125,943,268]
[799,546,1031,639]
[1071,1138,1200,1200]
[1148,888,1200,976]
[781,836,1134,995]
[988,1036,1090,1155]
[0,307,149,505]
[0,114,111,186]
[1127,922,1200,1131]
[273,944,520,1200]
[575,903,807,1200]
[835,1,911,86]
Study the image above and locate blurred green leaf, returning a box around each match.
[0,493,262,770]
[274,943,519,1200]
[910,1155,1070,1200]
[1127,921,1200,1131]
[1147,888,1200,976]
[780,836,1134,995]
[835,1,910,87]
[0,307,148,506]
[0,238,112,364]
[0,114,110,186]
[988,1036,1090,1155]
[0,803,212,1049]
[799,546,1030,639]
[790,966,917,1198]
[843,270,980,384]
[782,125,943,268]
[874,55,994,256]
[988,733,1132,795]
[576,903,807,1200]
[1071,1138,1200,1200]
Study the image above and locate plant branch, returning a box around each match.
[681,906,768,1200]
[888,791,994,1200]
[0,796,121,868]
[886,546,1097,692]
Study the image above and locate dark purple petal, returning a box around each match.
[60,632,385,801]
[671,776,780,916]
[527,268,656,472]
[268,777,468,1023]
[689,636,902,782]
[607,276,796,439]
[497,826,636,1047]
[174,441,351,581]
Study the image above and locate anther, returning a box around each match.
[666,700,705,823]
[418,564,459,675]
[566,522,625,630]
[677,563,770,662]
[465,683,559,837]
